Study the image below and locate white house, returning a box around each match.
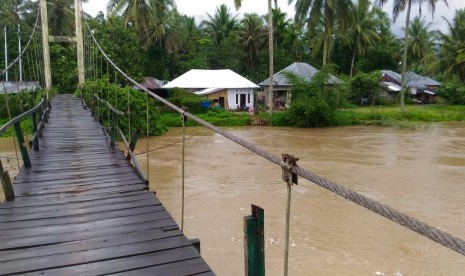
[162,69,259,110]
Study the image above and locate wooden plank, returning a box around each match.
[0,210,172,237]
[0,193,158,215]
[15,173,138,186]
[0,217,177,251]
[0,190,146,209]
[1,235,195,275]
[0,94,212,274]
[0,206,166,231]
[21,247,202,276]
[111,258,214,276]
[0,229,183,262]
[0,201,164,224]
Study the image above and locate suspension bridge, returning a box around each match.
[1,0,465,275]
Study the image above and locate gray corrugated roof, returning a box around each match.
[0,81,41,94]
[259,62,340,86]
[381,70,441,88]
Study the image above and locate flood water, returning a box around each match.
[1,124,465,274]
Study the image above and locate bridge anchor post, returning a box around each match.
[244,204,265,276]
[0,160,15,201]
[13,122,31,168]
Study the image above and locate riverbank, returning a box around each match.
[2,104,465,137]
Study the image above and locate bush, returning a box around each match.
[166,88,209,114]
[0,89,50,119]
[77,79,167,136]
[283,66,339,127]
[349,71,382,105]
[438,78,465,105]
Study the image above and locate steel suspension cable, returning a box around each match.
[146,87,150,182]
[0,11,40,78]
[2,83,20,170]
[83,18,465,258]
[181,111,186,232]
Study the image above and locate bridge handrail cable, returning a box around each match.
[90,93,147,184]
[84,20,465,258]
[0,11,40,78]
[0,97,47,136]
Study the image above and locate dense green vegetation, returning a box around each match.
[2,0,465,134]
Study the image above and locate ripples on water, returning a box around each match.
[2,123,465,275]
[136,124,465,275]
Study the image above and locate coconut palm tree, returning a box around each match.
[201,4,238,46]
[347,0,381,77]
[107,0,174,45]
[406,16,435,65]
[47,0,88,36]
[375,0,448,111]
[439,9,465,80]
[235,0,274,113]
[289,0,353,66]
[238,13,267,79]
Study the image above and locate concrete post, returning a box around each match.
[39,0,52,93]
[75,0,85,86]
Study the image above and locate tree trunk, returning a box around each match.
[268,0,274,114]
[322,3,332,66]
[350,48,356,78]
[400,0,412,112]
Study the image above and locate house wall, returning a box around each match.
[205,89,228,107]
[227,89,254,110]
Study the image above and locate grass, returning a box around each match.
[335,104,465,125]
[159,109,252,127]
[0,118,33,137]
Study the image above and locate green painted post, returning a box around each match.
[43,100,49,123]
[0,160,15,201]
[38,101,44,137]
[127,129,141,160]
[13,122,31,168]
[31,112,39,150]
[244,205,265,276]
[110,112,117,147]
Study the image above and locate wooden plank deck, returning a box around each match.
[0,94,213,275]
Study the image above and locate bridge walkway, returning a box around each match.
[0,94,213,275]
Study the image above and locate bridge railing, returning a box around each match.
[84,20,465,275]
[90,93,148,185]
[0,97,50,201]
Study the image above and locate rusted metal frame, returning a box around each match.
[0,159,15,201]
[118,127,148,186]
[281,154,299,276]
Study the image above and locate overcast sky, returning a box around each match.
[82,0,464,37]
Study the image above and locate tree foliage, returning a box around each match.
[349,70,382,105]
[282,67,340,127]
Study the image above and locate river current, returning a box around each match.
[1,123,465,274]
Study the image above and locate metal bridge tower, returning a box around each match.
[39,0,85,93]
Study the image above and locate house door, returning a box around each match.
[240,94,246,109]
[219,97,225,108]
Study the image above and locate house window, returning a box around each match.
[247,93,250,104]
[236,94,238,104]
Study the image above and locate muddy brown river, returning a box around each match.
[1,124,465,275]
